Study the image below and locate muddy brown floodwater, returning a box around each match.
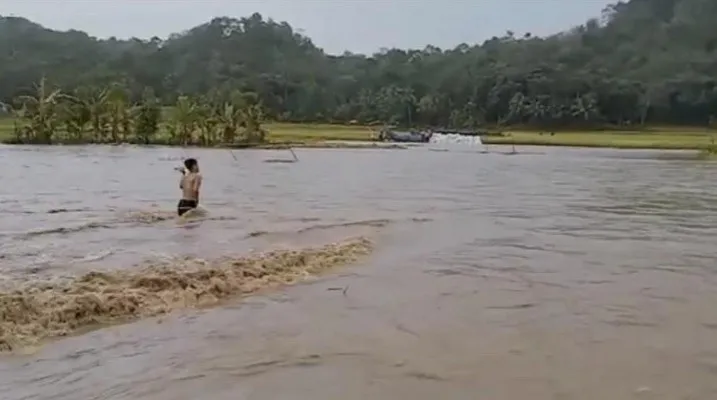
[1,144,717,399]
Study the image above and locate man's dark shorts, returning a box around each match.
[177,199,198,216]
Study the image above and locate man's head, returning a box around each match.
[183,158,199,173]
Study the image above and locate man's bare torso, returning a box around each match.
[180,172,201,201]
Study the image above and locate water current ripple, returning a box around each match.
[1,145,717,399]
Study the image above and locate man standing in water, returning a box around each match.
[177,158,202,216]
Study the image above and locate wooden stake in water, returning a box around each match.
[289,147,298,161]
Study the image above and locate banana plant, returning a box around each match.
[216,101,243,144]
[60,96,91,142]
[240,103,267,143]
[106,84,131,143]
[3,102,30,143]
[133,89,161,144]
[170,96,199,145]
[72,86,110,142]
[13,77,67,144]
[196,102,219,146]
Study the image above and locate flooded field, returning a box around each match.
[1,144,717,399]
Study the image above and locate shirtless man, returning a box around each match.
[177,158,202,216]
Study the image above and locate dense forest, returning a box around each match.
[1,0,717,129]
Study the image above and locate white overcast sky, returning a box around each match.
[0,0,613,54]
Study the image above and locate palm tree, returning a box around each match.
[399,87,416,126]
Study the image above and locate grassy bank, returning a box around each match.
[260,122,375,142]
[267,124,715,150]
[486,129,716,150]
[1,117,715,150]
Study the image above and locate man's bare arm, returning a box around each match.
[177,167,186,189]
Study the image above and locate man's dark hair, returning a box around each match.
[184,158,198,170]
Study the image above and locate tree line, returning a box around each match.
[4,78,266,145]
[1,0,716,129]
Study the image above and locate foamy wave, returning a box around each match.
[0,237,372,352]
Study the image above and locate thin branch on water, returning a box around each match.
[264,146,298,163]
[327,285,350,296]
